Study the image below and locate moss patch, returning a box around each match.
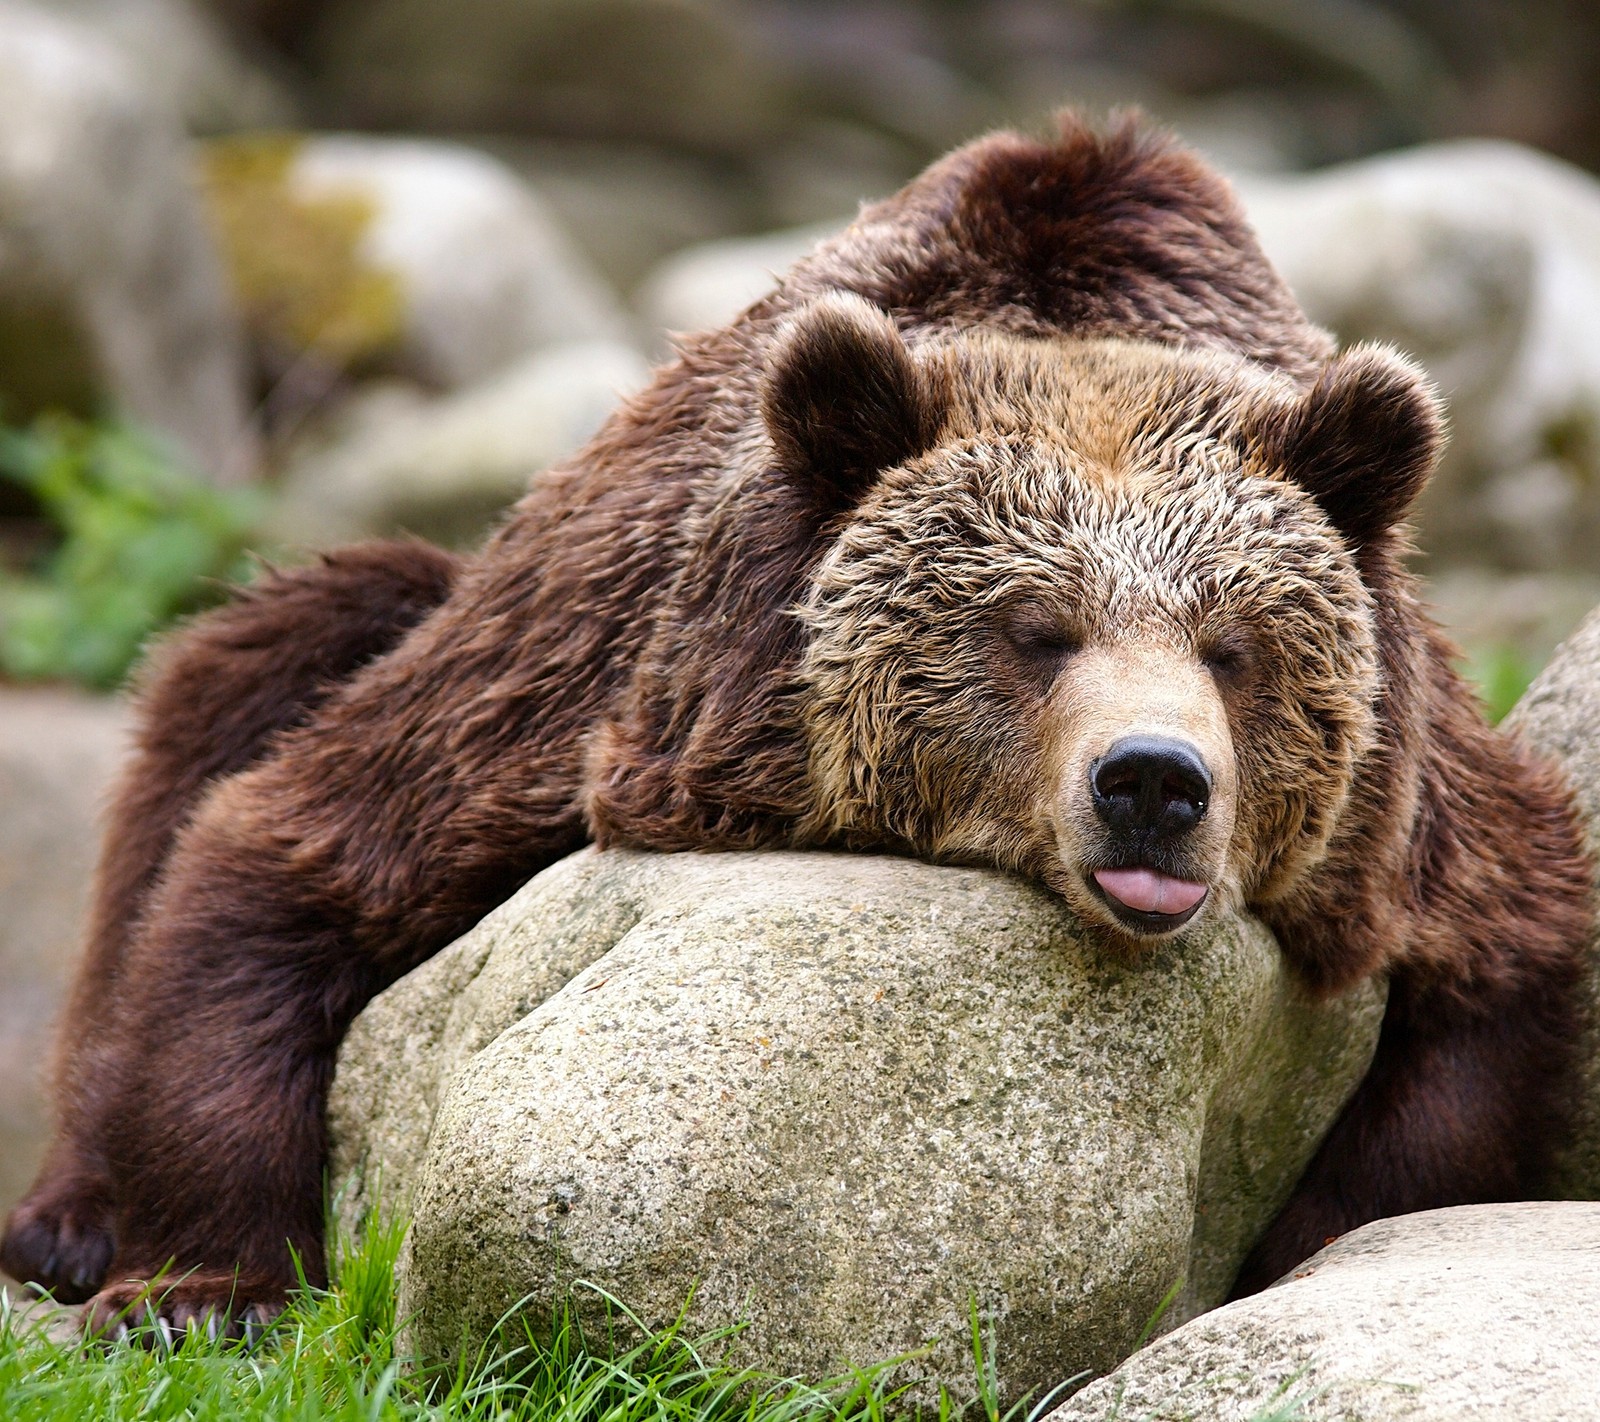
[198,134,405,375]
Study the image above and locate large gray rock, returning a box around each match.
[1503,604,1600,1197]
[491,138,758,300]
[0,690,130,1225]
[1047,1203,1600,1421]
[332,849,1383,1401]
[0,2,256,480]
[1243,143,1600,572]
[637,223,834,346]
[269,338,649,548]
[41,0,294,134]
[286,137,631,390]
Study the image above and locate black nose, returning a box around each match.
[1090,735,1212,840]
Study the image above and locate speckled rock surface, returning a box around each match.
[331,848,1382,1401]
[1503,604,1600,1197]
[1047,1202,1600,1421]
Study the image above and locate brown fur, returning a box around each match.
[1,113,1589,1330]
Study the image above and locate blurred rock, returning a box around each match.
[753,121,919,231]
[292,137,630,385]
[1048,1203,1600,1422]
[637,223,832,345]
[0,1286,77,1345]
[332,848,1383,1400]
[43,0,295,134]
[0,690,129,1226]
[270,339,648,548]
[302,0,798,155]
[0,2,257,480]
[484,139,750,299]
[1502,602,1600,1198]
[1243,142,1600,573]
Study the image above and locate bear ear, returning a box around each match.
[1262,344,1445,548]
[761,292,948,514]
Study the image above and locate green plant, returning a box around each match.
[1457,641,1542,726]
[0,414,263,690]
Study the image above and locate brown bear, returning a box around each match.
[2,113,1592,1337]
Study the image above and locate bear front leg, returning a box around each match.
[1230,953,1585,1297]
[77,808,398,1335]
[80,800,368,1336]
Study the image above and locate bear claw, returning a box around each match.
[0,1185,115,1305]
[86,1271,287,1349]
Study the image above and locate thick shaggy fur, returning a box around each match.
[2,114,1590,1330]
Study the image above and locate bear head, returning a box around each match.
[775,293,1442,944]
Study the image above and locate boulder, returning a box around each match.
[1046,1203,1600,1422]
[39,0,294,134]
[268,339,649,548]
[637,223,835,346]
[286,137,631,389]
[1503,603,1600,1197]
[489,138,756,300]
[331,849,1383,1402]
[1242,143,1600,573]
[0,690,130,1226]
[0,2,256,480]
[201,134,632,398]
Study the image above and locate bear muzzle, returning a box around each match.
[1081,734,1214,935]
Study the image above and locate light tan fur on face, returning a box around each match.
[796,332,1380,943]
[1042,642,1238,929]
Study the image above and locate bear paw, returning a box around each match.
[0,1181,115,1304]
[85,1269,286,1348]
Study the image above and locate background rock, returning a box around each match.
[483,138,762,300]
[0,1,256,480]
[0,690,129,1226]
[41,0,295,134]
[636,222,833,348]
[200,133,633,408]
[1502,603,1600,1198]
[1047,1203,1600,1421]
[268,338,648,547]
[289,137,631,387]
[1244,143,1600,573]
[332,848,1384,1402]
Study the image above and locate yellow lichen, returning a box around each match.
[198,134,405,372]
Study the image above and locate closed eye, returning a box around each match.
[999,605,1082,673]
[1202,632,1255,687]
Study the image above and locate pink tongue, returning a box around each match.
[1093,867,1208,917]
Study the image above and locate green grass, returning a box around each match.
[0,1213,1318,1422]
[0,1214,1084,1422]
